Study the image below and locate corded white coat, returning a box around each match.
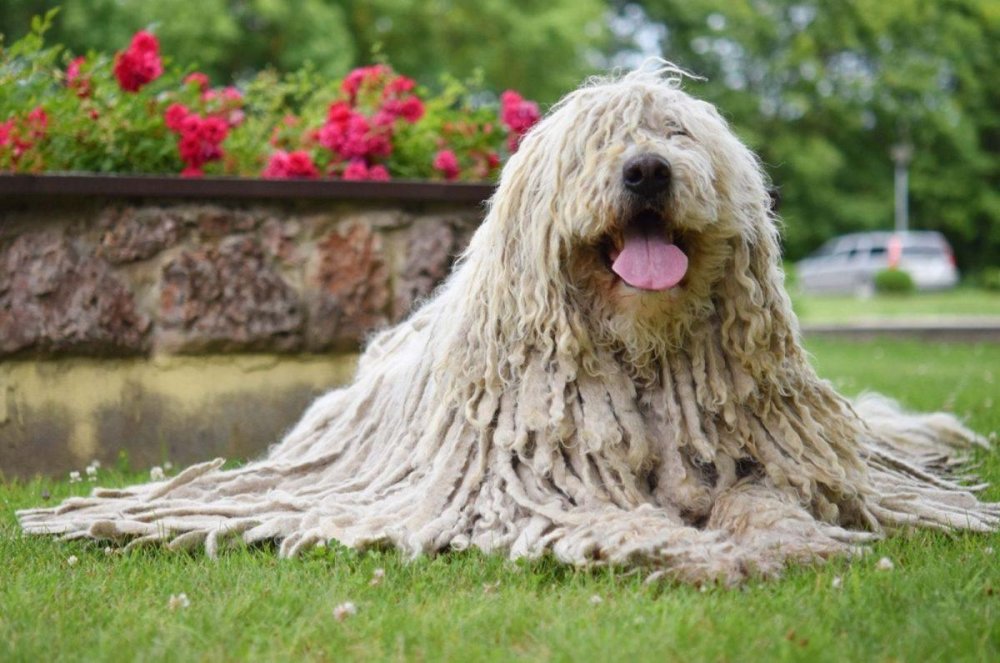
[20,66,998,584]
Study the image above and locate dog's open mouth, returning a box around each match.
[602,209,689,291]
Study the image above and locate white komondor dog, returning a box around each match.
[19,65,998,583]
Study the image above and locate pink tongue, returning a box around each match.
[611,234,688,291]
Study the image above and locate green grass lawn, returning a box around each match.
[3,339,998,662]
[793,287,1000,324]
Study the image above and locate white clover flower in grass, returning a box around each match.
[150,466,166,481]
[168,593,190,610]
[164,461,173,471]
[67,555,79,566]
[588,594,603,605]
[88,460,101,469]
[876,557,894,571]
[831,576,843,589]
[332,602,357,622]
[86,465,98,481]
[69,471,81,483]
[369,568,385,586]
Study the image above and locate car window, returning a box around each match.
[903,246,946,257]
[834,238,857,254]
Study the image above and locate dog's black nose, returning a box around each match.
[622,154,671,198]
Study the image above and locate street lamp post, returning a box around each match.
[891,142,913,234]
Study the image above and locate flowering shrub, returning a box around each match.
[0,107,48,171]
[0,14,540,181]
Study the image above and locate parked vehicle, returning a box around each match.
[795,231,959,295]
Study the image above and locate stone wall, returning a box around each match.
[1,199,482,357]
[0,186,486,477]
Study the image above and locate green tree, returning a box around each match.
[337,0,609,103]
[0,1,607,103]
[0,1,355,81]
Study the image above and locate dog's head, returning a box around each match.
[462,64,795,378]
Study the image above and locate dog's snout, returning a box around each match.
[622,154,671,198]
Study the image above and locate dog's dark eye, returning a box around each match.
[669,129,690,139]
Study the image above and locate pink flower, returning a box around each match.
[340,160,391,181]
[202,86,243,105]
[178,132,209,165]
[263,150,319,179]
[500,89,540,152]
[221,87,243,103]
[66,56,91,97]
[327,102,352,124]
[342,65,390,102]
[0,119,14,147]
[201,86,245,127]
[367,164,390,181]
[0,116,36,167]
[433,149,460,180]
[173,111,228,174]
[285,151,319,178]
[113,31,163,92]
[196,116,229,144]
[471,150,501,179]
[184,72,210,91]
[500,91,537,132]
[341,114,371,153]
[180,165,204,178]
[372,110,397,127]
[398,97,425,123]
[380,97,424,124]
[385,75,416,96]
[317,105,354,153]
[319,110,392,159]
[342,159,371,181]
[179,114,202,136]
[66,57,85,83]
[130,31,159,53]
[365,130,392,158]
[26,107,48,139]
[226,109,246,127]
[164,104,190,133]
[376,73,424,124]
[317,122,344,153]
[500,91,523,107]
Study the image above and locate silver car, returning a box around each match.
[795,231,959,295]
